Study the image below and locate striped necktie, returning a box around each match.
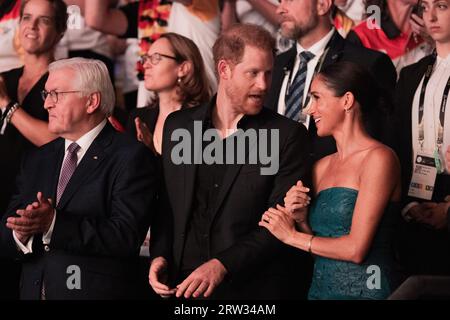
[284,51,315,122]
[56,142,80,205]
[41,142,80,299]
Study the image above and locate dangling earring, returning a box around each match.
[345,108,350,114]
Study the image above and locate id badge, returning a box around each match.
[408,154,438,200]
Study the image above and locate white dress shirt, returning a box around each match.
[277,28,335,129]
[14,120,107,254]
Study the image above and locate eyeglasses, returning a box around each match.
[41,90,81,103]
[140,52,179,66]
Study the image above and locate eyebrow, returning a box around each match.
[22,13,54,19]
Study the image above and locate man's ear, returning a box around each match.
[217,59,232,80]
[86,92,101,114]
[317,0,333,16]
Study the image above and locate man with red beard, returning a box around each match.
[149,24,313,299]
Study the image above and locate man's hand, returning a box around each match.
[407,202,450,229]
[420,202,450,230]
[149,256,176,297]
[176,259,227,299]
[6,192,54,236]
[12,202,40,244]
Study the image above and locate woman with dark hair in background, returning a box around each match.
[260,61,402,300]
[0,0,68,300]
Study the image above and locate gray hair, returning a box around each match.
[48,58,115,116]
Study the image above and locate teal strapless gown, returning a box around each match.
[307,187,399,300]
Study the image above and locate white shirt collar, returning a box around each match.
[296,28,335,58]
[64,119,107,154]
[437,52,450,65]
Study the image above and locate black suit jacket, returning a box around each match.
[393,55,450,275]
[151,99,313,299]
[0,124,158,299]
[265,31,397,160]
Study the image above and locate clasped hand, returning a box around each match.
[6,192,55,243]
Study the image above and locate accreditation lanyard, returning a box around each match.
[417,53,450,173]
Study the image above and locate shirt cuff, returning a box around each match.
[401,202,420,222]
[13,231,34,254]
[42,210,56,245]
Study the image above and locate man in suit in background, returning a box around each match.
[149,24,312,299]
[265,0,397,160]
[0,58,158,299]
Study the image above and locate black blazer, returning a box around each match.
[151,99,313,299]
[0,124,158,299]
[265,31,397,160]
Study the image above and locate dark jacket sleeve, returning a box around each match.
[346,30,364,47]
[149,176,174,263]
[0,154,38,260]
[50,145,158,258]
[214,123,312,276]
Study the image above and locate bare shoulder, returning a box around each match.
[363,143,400,175]
[313,154,335,185]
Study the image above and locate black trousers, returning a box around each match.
[0,259,20,300]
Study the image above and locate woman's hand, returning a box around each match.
[135,117,156,153]
[259,204,297,244]
[284,180,311,223]
[410,13,433,44]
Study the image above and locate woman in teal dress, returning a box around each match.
[259,61,402,300]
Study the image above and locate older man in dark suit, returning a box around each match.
[149,24,313,300]
[0,58,158,300]
[265,0,397,161]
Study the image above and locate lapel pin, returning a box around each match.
[93,156,98,160]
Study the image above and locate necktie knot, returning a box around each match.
[299,51,315,63]
[67,142,80,154]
